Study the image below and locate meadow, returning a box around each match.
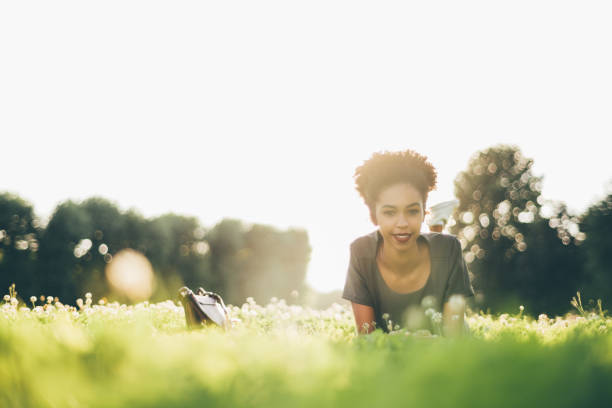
[1,286,611,408]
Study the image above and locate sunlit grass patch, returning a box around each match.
[1,289,612,408]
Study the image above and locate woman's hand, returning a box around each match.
[351,302,376,334]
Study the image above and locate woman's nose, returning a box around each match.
[397,214,409,226]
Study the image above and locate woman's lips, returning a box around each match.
[393,233,412,243]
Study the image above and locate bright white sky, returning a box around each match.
[1,1,611,293]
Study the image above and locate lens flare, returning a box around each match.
[105,249,155,302]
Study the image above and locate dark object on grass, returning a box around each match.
[178,286,230,330]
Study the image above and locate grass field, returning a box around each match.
[1,288,611,408]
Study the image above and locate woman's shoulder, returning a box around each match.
[420,232,461,258]
[349,230,379,259]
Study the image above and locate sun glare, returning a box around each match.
[105,249,155,302]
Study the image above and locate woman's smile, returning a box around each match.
[392,233,413,244]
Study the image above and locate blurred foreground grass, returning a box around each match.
[1,290,612,408]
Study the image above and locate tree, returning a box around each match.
[38,197,152,302]
[36,200,94,302]
[205,219,248,303]
[512,202,585,314]
[240,224,310,305]
[0,193,40,299]
[205,219,311,305]
[2,192,312,307]
[144,213,213,301]
[450,145,585,314]
[579,193,612,304]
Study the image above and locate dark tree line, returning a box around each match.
[0,194,311,306]
[450,145,612,315]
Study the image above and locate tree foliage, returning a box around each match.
[450,145,586,315]
[1,194,310,306]
[206,219,311,305]
[579,193,612,303]
[0,193,40,299]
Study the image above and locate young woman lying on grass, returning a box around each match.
[342,149,475,335]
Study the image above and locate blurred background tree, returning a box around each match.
[206,219,311,305]
[0,193,40,300]
[1,195,310,307]
[241,224,310,305]
[579,193,612,305]
[206,218,247,303]
[143,213,212,301]
[36,198,217,303]
[36,200,94,302]
[449,145,587,315]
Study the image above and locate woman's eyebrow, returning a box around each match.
[382,202,421,209]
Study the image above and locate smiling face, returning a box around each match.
[372,182,426,252]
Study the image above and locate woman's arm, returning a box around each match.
[351,302,376,334]
[442,295,471,337]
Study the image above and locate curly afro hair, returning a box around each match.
[354,149,438,223]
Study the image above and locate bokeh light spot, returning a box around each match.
[105,249,155,302]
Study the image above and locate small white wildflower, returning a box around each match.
[3,295,10,302]
[10,298,18,307]
[30,296,37,304]
[519,305,524,312]
[431,312,442,325]
[421,295,436,309]
[46,296,53,304]
[382,313,390,321]
[85,292,92,299]
[425,308,435,318]
[76,298,84,309]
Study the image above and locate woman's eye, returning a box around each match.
[384,211,395,216]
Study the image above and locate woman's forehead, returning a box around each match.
[376,183,424,204]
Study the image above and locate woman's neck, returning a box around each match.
[378,237,424,275]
